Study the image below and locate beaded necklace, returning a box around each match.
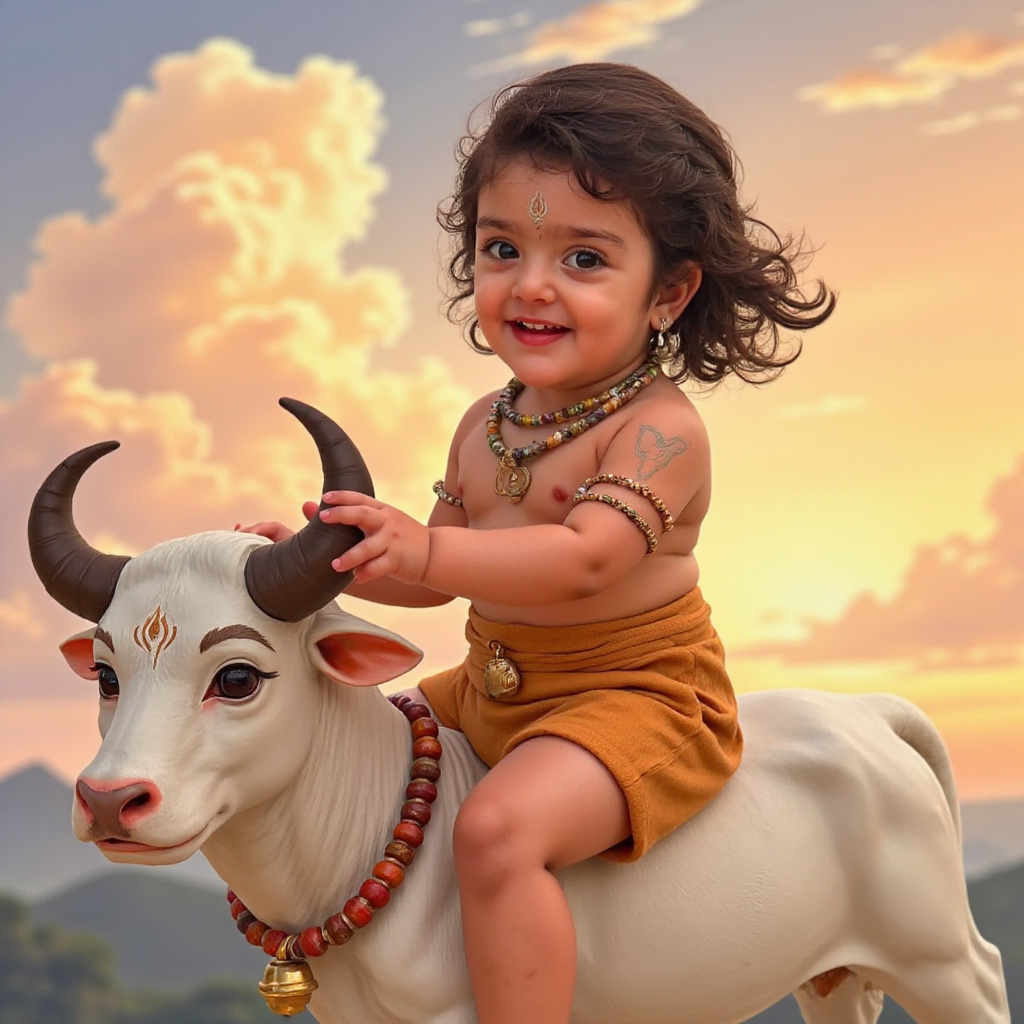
[227,694,442,1016]
[486,358,660,502]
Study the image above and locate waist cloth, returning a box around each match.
[418,586,743,862]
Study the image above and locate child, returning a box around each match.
[243,62,834,1024]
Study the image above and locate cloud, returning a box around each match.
[801,30,1024,113]
[472,0,704,74]
[0,40,469,699]
[921,112,980,136]
[869,44,901,62]
[899,31,1024,81]
[986,102,1023,120]
[922,102,1022,135]
[464,12,532,37]
[4,39,466,503]
[734,456,1024,670]
[800,67,951,112]
[0,593,46,641]
[776,394,867,420]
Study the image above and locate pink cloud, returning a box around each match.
[800,66,952,112]
[0,40,471,700]
[473,0,704,72]
[735,456,1024,669]
[3,38,466,507]
[900,31,1024,81]
[801,30,1024,113]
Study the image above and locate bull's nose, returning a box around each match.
[76,779,161,839]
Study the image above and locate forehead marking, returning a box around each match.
[132,606,178,669]
[199,624,276,654]
[528,190,547,228]
[94,626,115,653]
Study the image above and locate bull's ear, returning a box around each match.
[59,628,100,680]
[309,608,423,687]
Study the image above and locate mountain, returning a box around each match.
[32,872,269,991]
[961,797,1024,879]
[0,763,221,900]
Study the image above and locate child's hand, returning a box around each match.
[318,491,429,585]
[235,501,320,542]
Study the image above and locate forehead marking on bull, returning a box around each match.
[199,624,276,654]
[132,605,178,669]
[94,626,115,653]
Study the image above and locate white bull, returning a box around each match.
[28,401,1009,1024]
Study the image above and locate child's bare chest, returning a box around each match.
[456,412,623,527]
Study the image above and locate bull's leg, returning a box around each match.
[858,930,1010,1024]
[792,970,884,1024]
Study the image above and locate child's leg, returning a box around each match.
[453,735,630,1024]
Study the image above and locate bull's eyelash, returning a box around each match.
[239,666,280,680]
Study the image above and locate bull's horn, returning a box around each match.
[28,442,131,623]
[244,398,374,622]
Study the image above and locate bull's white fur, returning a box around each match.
[69,532,1009,1024]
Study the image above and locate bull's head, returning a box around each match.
[26,399,422,866]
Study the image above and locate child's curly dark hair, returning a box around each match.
[438,63,836,385]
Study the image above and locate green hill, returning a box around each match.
[32,872,268,992]
[0,894,274,1023]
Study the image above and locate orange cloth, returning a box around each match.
[419,587,742,862]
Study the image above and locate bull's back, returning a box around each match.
[561,689,960,1024]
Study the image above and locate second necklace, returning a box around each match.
[486,358,660,502]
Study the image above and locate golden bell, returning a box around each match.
[258,958,319,1016]
[484,642,521,700]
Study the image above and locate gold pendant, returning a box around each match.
[495,454,531,503]
[484,642,521,700]
[259,957,319,1015]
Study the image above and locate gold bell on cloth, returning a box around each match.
[483,641,521,700]
[258,958,319,1016]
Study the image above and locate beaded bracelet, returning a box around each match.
[572,491,659,554]
[578,474,675,533]
[432,480,463,507]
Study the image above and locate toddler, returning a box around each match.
[244,62,834,1024]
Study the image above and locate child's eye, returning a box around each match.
[483,240,519,261]
[566,250,604,270]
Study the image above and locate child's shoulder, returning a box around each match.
[467,388,503,416]
[620,379,709,447]
[452,389,502,439]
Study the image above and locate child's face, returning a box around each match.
[474,159,673,397]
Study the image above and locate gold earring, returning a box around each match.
[650,317,679,358]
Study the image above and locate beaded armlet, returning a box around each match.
[432,480,463,507]
[572,475,675,555]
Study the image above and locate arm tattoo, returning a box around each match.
[634,424,689,480]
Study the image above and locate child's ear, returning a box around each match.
[652,263,702,328]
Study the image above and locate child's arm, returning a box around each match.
[341,401,476,606]
[323,401,708,606]
[238,502,461,608]
[345,495,463,607]
[236,416,471,609]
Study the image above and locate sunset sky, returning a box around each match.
[1,0,1021,799]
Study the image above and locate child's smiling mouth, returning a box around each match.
[509,319,570,345]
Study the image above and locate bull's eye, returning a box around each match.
[205,663,277,702]
[92,664,119,699]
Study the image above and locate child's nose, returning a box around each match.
[511,258,556,303]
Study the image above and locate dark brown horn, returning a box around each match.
[244,398,374,622]
[28,442,131,623]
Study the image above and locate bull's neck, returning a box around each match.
[202,684,411,933]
